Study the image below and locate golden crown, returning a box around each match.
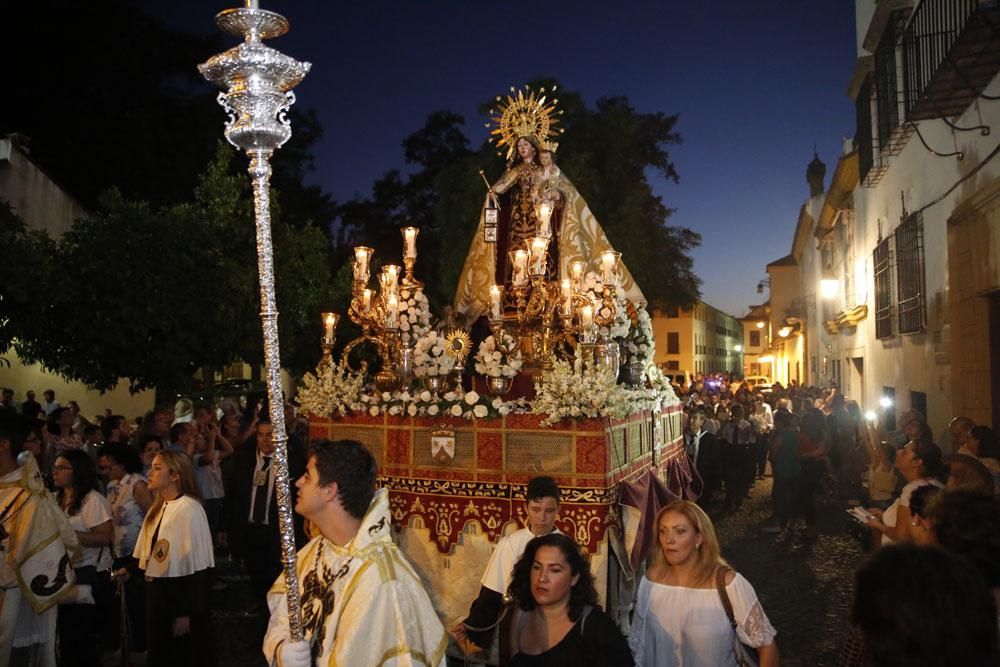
[487,85,564,160]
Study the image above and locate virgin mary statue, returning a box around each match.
[453,86,645,322]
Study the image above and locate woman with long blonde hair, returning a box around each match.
[133,450,215,666]
[629,500,779,666]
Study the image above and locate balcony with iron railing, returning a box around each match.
[903,0,1000,121]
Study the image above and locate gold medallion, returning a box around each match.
[153,539,170,563]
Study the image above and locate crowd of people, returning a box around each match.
[1,379,998,666]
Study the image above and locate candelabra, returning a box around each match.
[198,0,309,640]
[335,229,426,392]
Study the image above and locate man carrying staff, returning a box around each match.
[263,439,447,666]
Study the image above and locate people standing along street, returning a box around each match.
[263,439,447,667]
[53,449,113,667]
[99,443,152,658]
[134,451,215,667]
[629,500,778,666]
[223,416,306,637]
[20,390,42,418]
[721,404,754,513]
[865,439,946,546]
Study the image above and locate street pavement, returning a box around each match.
[211,474,865,666]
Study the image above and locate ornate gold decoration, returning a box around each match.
[540,140,559,153]
[488,85,564,160]
[443,329,473,362]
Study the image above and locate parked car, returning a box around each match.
[743,375,772,393]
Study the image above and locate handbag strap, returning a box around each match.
[715,567,738,630]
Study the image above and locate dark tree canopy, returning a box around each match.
[336,80,701,312]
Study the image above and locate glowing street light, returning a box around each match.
[756,321,765,329]
[879,396,893,408]
[734,344,743,352]
[819,278,840,300]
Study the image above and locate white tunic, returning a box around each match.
[263,489,447,666]
[629,574,776,667]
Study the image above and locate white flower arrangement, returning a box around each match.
[355,386,527,421]
[398,287,432,345]
[296,363,366,418]
[580,271,630,340]
[532,356,677,426]
[474,332,523,378]
[413,330,456,377]
[624,306,655,365]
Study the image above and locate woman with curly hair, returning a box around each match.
[502,533,631,666]
[630,500,779,666]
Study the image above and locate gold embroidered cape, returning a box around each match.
[454,169,645,322]
[264,488,448,666]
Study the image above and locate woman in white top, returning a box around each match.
[629,500,779,667]
[866,438,946,546]
[53,449,113,667]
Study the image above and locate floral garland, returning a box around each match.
[357,388,528,419]
[398,287,432,346]
[474,332,523,378]
[624,306,654,366]
[296,363,366,418]
[580,271,630,340]
[412,330,455,378]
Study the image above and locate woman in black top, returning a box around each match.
[502,533,633,666]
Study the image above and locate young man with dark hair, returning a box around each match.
[0,415,79,666]
[452,475,562,652]
[263,439,446,667]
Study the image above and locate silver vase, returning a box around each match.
[594,339,620,379]
[486,375,513,398]
[397,345,414,388]
[422,375,445,396]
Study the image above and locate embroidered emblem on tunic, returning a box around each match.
[153,539,170,563]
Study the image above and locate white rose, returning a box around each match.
[450,404,463,416]
[381,392,391,401]
[473,405,488,418]
[433,345,443,356]
[492,398,503,409]
[389,405,400,415]
[499,406,510,416]
[399,391,411,402]
[428,405,440,416]
[420,390,432,402]
[464,391,480,404]
[400,320,410,331]
[369,406,379,416]
[492,351,502,361]
[407,404,417,416]
[444,391,457,402]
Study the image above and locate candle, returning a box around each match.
[353,246,372,283]
[600,251,620,286]
[380,264,400,297]
[580,305,594,339]
[322,312,338,344]
[489,285,502,320]
[570,261,585,284]
[385,294,399,329]
[537,201,553,238]
[362,289,372,313]
[513,249,528,286]
[562,296,573,317]
[401,227,418,259]
[529,237,549,276]
[560,279,572,300]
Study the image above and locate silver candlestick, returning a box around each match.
[198,1,311,641]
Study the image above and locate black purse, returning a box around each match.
[715,568,759,667]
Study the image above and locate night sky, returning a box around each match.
[143,0,858,318]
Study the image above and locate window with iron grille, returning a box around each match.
[874,237,893,339]
[856,73,875,181]
[667,332,680,355]
[874,18,900,150]
[895,212,926,334]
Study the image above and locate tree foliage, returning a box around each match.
[7,146,335,394]
[336,80,700,312]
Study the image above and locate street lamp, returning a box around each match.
[755,321,765,329]
[819,278,840,300]
[734,344,743,352]
[778,326,792,338]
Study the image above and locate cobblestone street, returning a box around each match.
[211,474,866,666]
